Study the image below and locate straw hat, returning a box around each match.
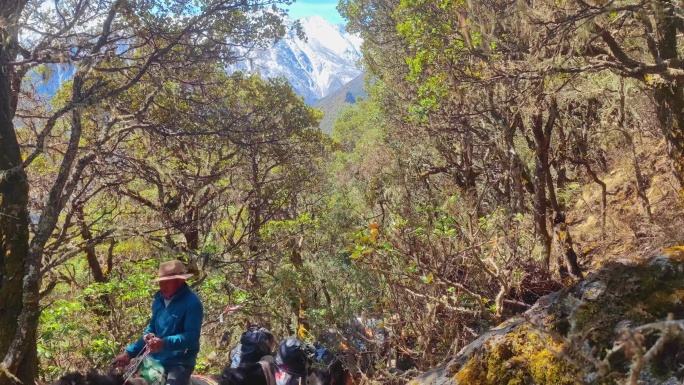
[154,260,194,281]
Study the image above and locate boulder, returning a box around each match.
[409,248,684,385]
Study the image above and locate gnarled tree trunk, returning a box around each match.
[0,1,38,382]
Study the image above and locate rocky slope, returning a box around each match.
[409,248,684,385]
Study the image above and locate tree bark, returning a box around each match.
[183,209,200,250]
[76,205,107,284]
[288,236,310,338]
[245,201,261,287]
[552,123,583,280]
[530,102,553,270]
[75,204,114,315]
[646,0,684,186]
[654,85,684,187]
[582,0,684,185]
[0,1,38,382]
[505,114,526,213]
[0,102,36,383]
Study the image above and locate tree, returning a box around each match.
[529,0,684,184]
[331,0,622,367]
[0,0,292,381]
[0,2,33,381]
[110,71,325,279]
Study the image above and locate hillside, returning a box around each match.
[314,72,367,134]
[410,248,684,385]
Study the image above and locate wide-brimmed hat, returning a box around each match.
[154,260,194,282]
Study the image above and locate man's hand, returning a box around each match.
[112,352,131,368]
[148,337,165,353]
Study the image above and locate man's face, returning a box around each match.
[159,278,185,298]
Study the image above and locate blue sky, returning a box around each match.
[286,0,345,25]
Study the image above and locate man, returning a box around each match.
[113,260,204,385]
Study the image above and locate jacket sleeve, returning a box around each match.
[163,300,203,350]
[126,301,157,356]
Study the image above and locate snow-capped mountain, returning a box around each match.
[228,16,363,104]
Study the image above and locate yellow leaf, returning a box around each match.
[370,228,379,241]
[297,324,308,339]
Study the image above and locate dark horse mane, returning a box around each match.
[218,361,272,385]
[51,372,125,385]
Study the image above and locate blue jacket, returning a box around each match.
[126,283,203,368]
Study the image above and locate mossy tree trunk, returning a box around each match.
[245,145,262,287]
[651,0,684,187]
[0,1,38,382]
[289,236,310,338]
[552,119,583,280]
[529,98,554,271]
[529,96,582,278]
[654,85,684,188]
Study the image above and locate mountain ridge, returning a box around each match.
[226,15,363,104]
[314,72,367,134]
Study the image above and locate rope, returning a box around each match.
[0,364,23,384]
[123,345,150,384]
[190,375,220,385]
[260,360,276,385]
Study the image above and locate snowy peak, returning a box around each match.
[299,16,359,58]
[228,16,363,104]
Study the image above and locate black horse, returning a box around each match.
[217,335,352,385]
[42,371,128,385]
[47,359,348,385]
[215,359,275,385]
[45,368,255,385]
[47,340,349,385]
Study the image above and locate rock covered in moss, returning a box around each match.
[409,249,684,385]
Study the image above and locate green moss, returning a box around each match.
[566,254,684,380]
[663,246,684,261]
[452,253,684,383]
[571,257,684,355]
[454,357,488,383]
[453,327,581,384]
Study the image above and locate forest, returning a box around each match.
[2,0,684,384]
